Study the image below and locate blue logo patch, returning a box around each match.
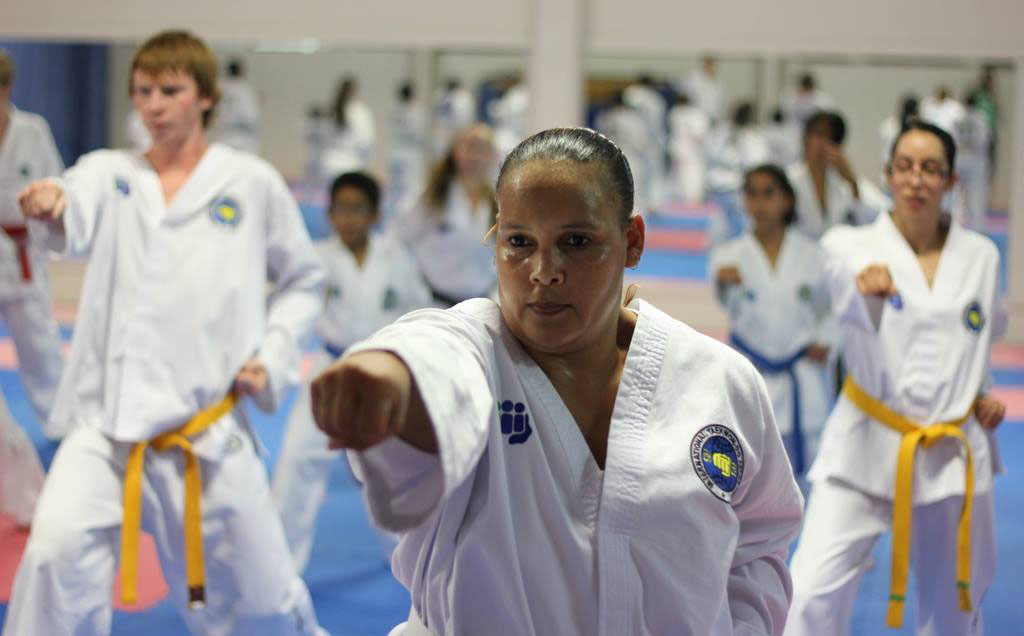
[382,287,397,311]
[209,197,242,227]
[691,424,744,502]
[19,164,31,179]
[797,284,813,302]
[889,293,904,310]
[498,400,532,445]
[964,301,985,333]
[743,288,757,302]
[115,177,131,196]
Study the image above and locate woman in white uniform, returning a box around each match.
[785,121,1007,636]
[392,123,498,307]
[787,111,877,239]
[0,51,66,439]
[710,165,834,477]
[319,76,376,180]
[271,171,430,573]
[312,127,803,635]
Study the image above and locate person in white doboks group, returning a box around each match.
[0,50,67,440]
[954,93,992,231]
[704,102,771,246]
[785,121,1007,636]
[431,78,476,159]
[710,165,835,479]
[677,55,726,126]
[384,81,428,221]
[213,57,261,155]
[1,31,329,636]
[787,111,878,239]
[666,91,710,205]
[311,127,803,635]
[271,171,430,574]
[879,95,919,165]
[391,123,498,307]
[317,76,376,181]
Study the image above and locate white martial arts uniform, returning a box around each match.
[596,103,653,214]
[346,298,803,635]
[953,109,992,231]
[786,212,1004,636]
[786,161,879,240]
[920,96,967,140]
[705,125,771,246]
[0,106,66,436]
[272,233,430,573]
[385,100,429,220]
[709,230,835,475]
[782,89,835,132]
[214,77,261,155]
[432,86,476,157]
[0,390,44,526]
[677,68,726,124]
[624,83,669,210]
[667,102,710,204]
[763,121,800,169]
[2,143,329,636]
[391,182,495,306]
[316,102,376,180]
[488,84,529,160]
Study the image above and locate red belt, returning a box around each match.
[1,225,32,281]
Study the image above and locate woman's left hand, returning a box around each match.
[974,394,1007,430]
[806,344,830,363]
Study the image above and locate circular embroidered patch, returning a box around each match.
[210,196,242,227]
[889,293,904,310]
[691,424,745,503]
[963,300,985,333]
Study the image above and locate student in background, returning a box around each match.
[710,164,834,478]
[272,171,430,574]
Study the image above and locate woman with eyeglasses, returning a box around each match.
[784,120,1007,636]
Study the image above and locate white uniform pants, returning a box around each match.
[271,355,340,574]
[785,477,996,636]
[1,421,329,636]
[0,391,44,525]
[0,275,64,438]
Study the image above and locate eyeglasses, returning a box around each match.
[330,204,374,215]
[888,158,949,183]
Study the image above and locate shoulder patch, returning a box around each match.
[210,196,242,227]
[691,424,744,503]
[963,300,985,333]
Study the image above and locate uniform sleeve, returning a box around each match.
[254,170,326,412]
[36,118,65,177]
[345,307,495,532]
[39,151,111,258]
[821,228,880,332]
[728,367,804,636]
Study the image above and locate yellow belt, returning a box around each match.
[120,393,237,609]
[841,378,975,628]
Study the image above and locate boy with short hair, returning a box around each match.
[3,31,329,636]
[272,170,429,573]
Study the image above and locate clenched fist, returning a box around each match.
[974,394,1007,430]
[19,181,66,222]
[311,350,436,452]
[855,263,897,298]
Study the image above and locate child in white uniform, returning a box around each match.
[312,127,803,635]
[710,165,834,476]
[272,171,430,573]
[2,31,329,636]
[0,51,66,438]
[785,121,1007,636]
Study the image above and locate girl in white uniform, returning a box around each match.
[710,165,834,476]
[787,111,877,239]
[272,171,430,573]
[312,127,804,635]
[318,76,376,180]
[2,31,328,636]
[0,51,67,439]
[392,123,498,307]
[785,121,1007,636]
[667,92,710,204]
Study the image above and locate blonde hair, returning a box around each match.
[129,30,220,128]
[0,50,13,87]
